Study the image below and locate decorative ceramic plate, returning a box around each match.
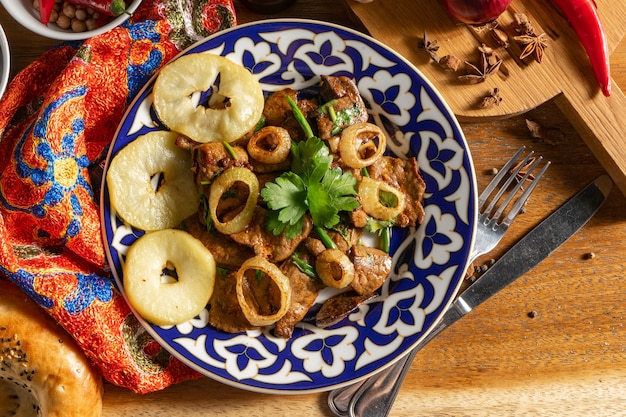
[101,19,477,393]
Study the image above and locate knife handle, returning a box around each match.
[346,308,460,417]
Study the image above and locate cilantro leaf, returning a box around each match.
[261,96,360,239]
[264,209,307,238]
[378,189,399,208]
[321,167,360,211]
[307,168,359,229]
[291,135,331,183]
[261,137,358,238]
[307,182,337,229]
[365,216,395,253]
[365,216,396,234]
[261,172,308,224]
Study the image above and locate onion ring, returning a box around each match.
[315,248,355,289]
[359,177,406,220]
[247,126,292,164]
[339,122,387,168]
[209,167,259,235]
[235,256,291,327]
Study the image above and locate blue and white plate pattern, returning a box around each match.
[101,19,477,393]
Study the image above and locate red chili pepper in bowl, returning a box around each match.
[38,0,56,24]
[66,0,128,16]
[551,0,611,97]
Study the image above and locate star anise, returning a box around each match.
[458,46,502,84]
[514,33,548,63]
[479,44,503,68]
[418,31,440,63]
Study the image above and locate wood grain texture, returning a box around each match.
[348,0,626,203]
[1,1,626,415]
[347,0,626,116]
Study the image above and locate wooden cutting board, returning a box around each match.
[345,0,626,195]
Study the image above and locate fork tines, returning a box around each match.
[480,146,550,226]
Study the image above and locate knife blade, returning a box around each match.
[329,174,612,417]
[456,174,612,315]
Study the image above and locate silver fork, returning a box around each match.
[327,146,550,417]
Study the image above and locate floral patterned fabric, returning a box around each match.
[0,0,236,394]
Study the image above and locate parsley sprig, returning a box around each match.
[261,97,359,239]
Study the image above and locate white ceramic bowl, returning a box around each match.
[0,0,142,41]
[0,24,9,98]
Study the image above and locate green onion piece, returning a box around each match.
[254,115,266,132]
[318,99,337,118]
[222,141,238,160]
[328,105,337,123]
[217,266,231,276]
[200,193,213,232]
[286,95,314,140]
[315,225,337,249]
[291,253,318,279]
[380,226,391,253]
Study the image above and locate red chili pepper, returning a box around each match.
[38,0,56,24]
[65,0,128,16]
[551,0,611,97]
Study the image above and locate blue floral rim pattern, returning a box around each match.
[101,19,478,393]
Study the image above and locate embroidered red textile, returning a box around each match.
[0,0,236,394]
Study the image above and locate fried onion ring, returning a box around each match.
[247,126,292,164]
[315,248,355,289]
[209,167,259,235]
[235,256,291,327]
[339,122,387,168]
[359,177,406,220]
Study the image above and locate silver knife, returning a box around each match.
[329,174,613,417]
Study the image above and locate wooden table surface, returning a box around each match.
[2,1,626,415]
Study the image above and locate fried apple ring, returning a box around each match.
[106,130,199,231]
[153,53,264,143]
[124,229,216,326]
